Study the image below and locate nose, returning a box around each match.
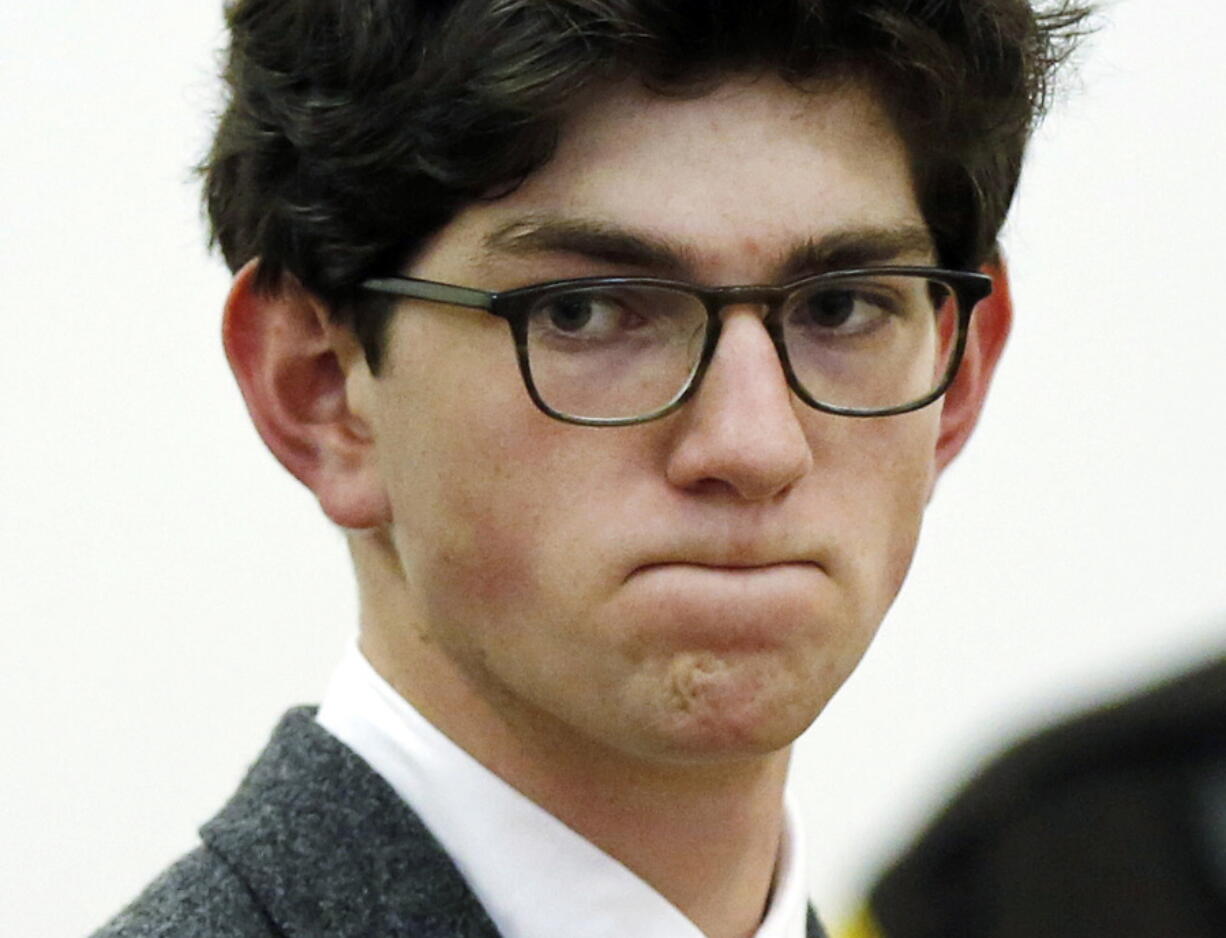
[665,308,814,500]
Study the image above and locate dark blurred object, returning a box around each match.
[866,654,1226,938]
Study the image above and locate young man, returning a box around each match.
[93,2,1089,936]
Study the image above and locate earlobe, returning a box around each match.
[222,260,391,529]
[933,256,1013,474]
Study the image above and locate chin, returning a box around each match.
[627,647,840,763]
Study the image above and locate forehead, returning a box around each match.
[419,76,926,283]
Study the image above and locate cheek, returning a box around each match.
[385,400,619,639]
[397,450,549,626]
[823,411,939,621]
[374,317,558,609]
[430,494,537,609]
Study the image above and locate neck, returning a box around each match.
[352,531,792,938]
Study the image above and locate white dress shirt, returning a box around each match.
[316,642,810,938]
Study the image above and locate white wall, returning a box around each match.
[2,2,1223,934]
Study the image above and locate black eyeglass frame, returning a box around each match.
[361,266,994,426]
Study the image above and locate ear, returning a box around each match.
[222,260,391,529]
[933,256,1013,474]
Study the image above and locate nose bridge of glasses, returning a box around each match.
[702,283,788,321]
[700,287,791,385]
[694,285,793,382]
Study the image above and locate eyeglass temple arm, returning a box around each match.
[362,277,494,310]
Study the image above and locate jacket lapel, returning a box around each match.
[203,707,829,938]
[201,707,503,938]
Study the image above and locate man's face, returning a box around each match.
[353,77,943,765]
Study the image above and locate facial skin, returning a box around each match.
[334,75,977,769]
[230,74,1008,790]
[224,73,1009,933]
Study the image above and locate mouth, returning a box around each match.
[629,559,822,579]
[619,561,829,650]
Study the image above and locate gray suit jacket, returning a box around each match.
[92,708,827,937]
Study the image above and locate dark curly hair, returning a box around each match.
[202,0,1092,368]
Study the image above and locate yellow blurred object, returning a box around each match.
[836,905,886,938]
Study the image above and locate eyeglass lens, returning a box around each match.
[523,273,961,421]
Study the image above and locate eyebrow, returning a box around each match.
[778,225,937,279]
[482,214,938,282]
[483,215,698,275]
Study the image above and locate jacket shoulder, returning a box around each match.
[89,707,503,938]
[867,655,1226,938]
[90,845,278,938]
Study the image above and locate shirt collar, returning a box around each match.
[317,642,809,938]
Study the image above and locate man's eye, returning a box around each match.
[543,294,613,333]
[533,291,636,340]
[803,290,858,329]
[788,286,901,335]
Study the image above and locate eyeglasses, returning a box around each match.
[361,267,993,426]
